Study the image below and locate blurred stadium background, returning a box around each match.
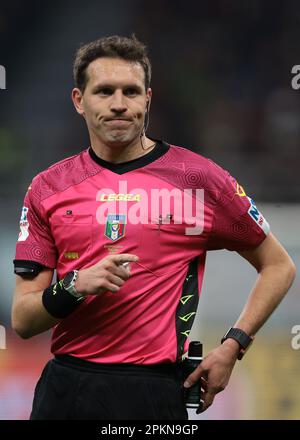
[0,0,299,420]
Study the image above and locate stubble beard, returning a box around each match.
[103,125,142,148]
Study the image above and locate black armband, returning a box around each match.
[14,260,45,278]
[42,281,85,319]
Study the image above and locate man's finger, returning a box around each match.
[110,264,131,279]
[112,254,139,265]
[196,391,215,414]
[200,377,208,391]
[183,365,204,388]
[107,274,125,287]
[196,399,204,414]
[121,262,131,273]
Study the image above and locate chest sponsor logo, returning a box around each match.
[105,214,127,241]
[247,197,270,235]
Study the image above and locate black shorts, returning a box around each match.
[30,355,189,420]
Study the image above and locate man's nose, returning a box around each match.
[110,90,127,113]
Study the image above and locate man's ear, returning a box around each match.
[146,88,152,112]
[71,88,85,116]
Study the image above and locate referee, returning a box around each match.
[12,35,296,420]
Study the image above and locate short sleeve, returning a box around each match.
[14,176,57,268]
[206,171,270,251]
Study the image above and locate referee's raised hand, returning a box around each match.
[75,254,139,296]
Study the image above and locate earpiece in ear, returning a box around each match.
[143,99,151,135]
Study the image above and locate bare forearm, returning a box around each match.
[12,254,138,339]
[12,291,60,338]
[235,261,296,335]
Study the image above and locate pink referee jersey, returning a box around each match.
[14,140,270,364]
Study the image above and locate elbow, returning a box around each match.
[260,255,296,288]
[287,259,297,286]
[17,331,33,340]
[12,322,33,340]
[11,313,34,340]
[275,256,296,288]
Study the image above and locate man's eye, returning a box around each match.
[125,88,138,96]
[98,88,113,95]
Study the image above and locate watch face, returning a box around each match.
[63,271,74,288]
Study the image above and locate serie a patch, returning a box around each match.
[18,206,29,242]
[247,197,270,235]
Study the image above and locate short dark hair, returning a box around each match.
[73,34,152,92]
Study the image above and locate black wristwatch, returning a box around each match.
[62,270,84,300]
[221,327,254,360]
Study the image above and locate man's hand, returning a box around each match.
[183,233,296,414]
[183,338,240,413]
[75,254,139,296]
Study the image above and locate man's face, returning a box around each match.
[73,57,152,147]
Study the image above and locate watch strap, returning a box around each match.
[221,327,254,360]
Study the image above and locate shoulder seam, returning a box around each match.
[32,149,103,203]
[47,152,80,170]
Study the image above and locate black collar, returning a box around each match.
[88,139,169,174]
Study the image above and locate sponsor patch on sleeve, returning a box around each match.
[247,197,270,235]
[17,206,29,242]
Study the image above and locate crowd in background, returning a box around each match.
[1,0,300,204]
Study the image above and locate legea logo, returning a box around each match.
[0,325,6,349]
[0,65,6,90]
